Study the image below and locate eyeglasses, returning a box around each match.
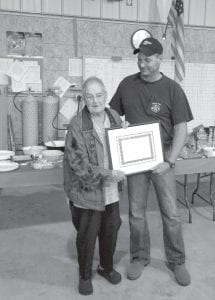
[85,92,105,101]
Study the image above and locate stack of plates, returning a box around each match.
[0,160,19,172]
[0,150,15,160]
[42,150,64,162]
[22,146,46,156]
[45,140,65,151]
[202,147,215,157]
[0,150,18,172]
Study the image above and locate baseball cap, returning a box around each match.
[133,37,163,56]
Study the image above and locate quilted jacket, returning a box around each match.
[63,106,122,211]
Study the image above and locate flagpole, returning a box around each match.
[167,0,185,83]
[162,21,169,40]
[162,21,175,60]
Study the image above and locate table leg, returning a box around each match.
[176,174,192,223]
[192,172,215,222]
[209,173,215,221]
[191,173,200,204]
[184,175,192,224]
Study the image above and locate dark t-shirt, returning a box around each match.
[109,73,193,144]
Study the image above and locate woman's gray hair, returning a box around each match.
[82,76,106,95]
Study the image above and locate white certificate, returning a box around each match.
[106,122,164,175]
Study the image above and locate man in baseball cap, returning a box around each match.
[133,37,163,56]
[110,35,193,287]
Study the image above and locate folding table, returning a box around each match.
[1,158,215,224]
[175,157,215,223]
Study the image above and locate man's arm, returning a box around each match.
[168,122,188,163]
[153,122,187,174]
[109,84,124,116]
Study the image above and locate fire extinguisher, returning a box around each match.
[22,90,38,147]
[42,89,59,143]
[0,84,8,149]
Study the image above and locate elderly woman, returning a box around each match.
[64,76,125,295]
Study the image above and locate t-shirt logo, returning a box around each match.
[143,40,152,46]
[151,102,161,113]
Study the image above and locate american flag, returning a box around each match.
[167,0,185,83]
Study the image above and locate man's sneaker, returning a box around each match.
[127,259,145,280]
[79,278,93,295]
[97,265,121,284]
[168,263,191,286]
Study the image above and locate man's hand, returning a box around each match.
[151,161,171,175]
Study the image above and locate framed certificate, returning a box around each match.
[106,122,164,175]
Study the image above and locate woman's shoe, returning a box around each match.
[97,265,121,284]
[79,277,93,295]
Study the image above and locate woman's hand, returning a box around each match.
[121,120,130,129]
[104,170,126,186]
[111,170,126,182]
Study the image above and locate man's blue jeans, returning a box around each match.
[127,168,185,266]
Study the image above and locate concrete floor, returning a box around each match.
[0,181,215,300]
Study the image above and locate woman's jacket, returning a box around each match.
[63,106,122,211]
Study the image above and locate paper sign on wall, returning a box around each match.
[53,76,71,98]
[69,58,82,77]
[6,60,28,82]
[59,98,82,121]
[0,58,13,84]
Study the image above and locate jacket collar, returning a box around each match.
[81,106,117,132]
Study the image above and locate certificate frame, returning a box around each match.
[106,122,164,175]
